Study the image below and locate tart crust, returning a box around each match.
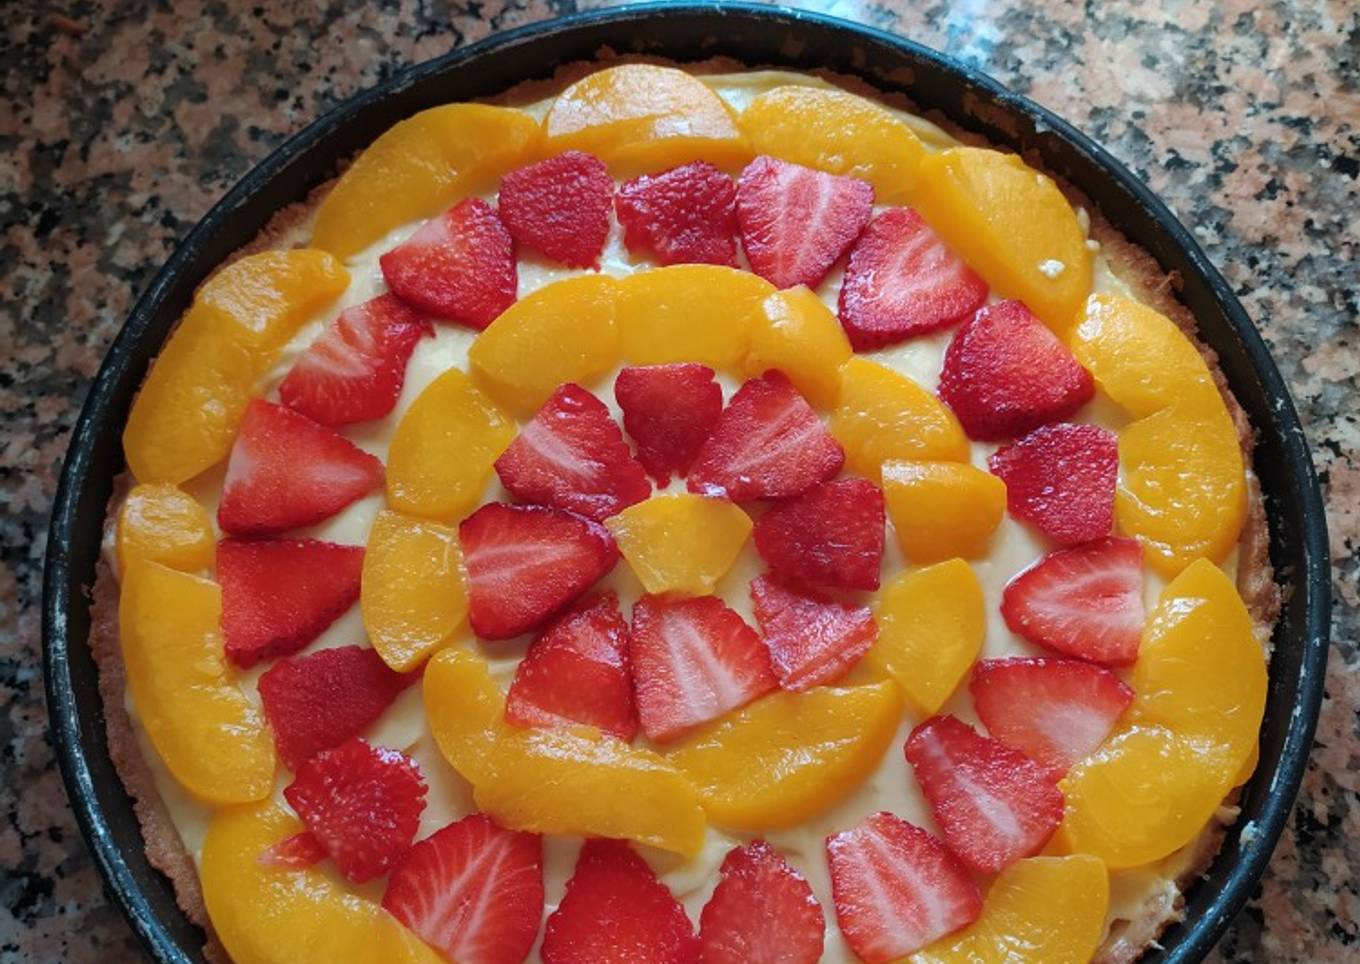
[86,57,1280,963]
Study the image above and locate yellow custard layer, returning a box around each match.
[108,70,1250,962]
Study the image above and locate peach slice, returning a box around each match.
[881,460,1006,563]
[474,726,706,858]
[122,309,255,486]
[116,482,215,574]
[544,64,750,174]
[201,802,442,964]
[1076,294,1247,574]
[386,368,516,522]
[422,646,504,785]
[468,274,620,416]
[310,104,541,258]
[830,357,970,479]
[118,559,274,803]
[745,286,853,409]
[1128,559,1267,763]
[1116,390,1245,575]
[361,510,468,671]
[123,249,348,484]
[1068,293,1215,418]
[666,681,903,831]
[617,264,775,373]
[738,84,926,203]
[914,147,1092,334]
[1057,561,1266,868]
[424,648,706,856]
[911,855,1108,963]
[868,559,984,715]
[606,493,753,595]
[1054,724,1233,870]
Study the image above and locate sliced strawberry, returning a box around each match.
[938,299,1094,441]
[383,813,544,964]
[614,363,723,484]
[217,538,364,668]
[837,208,988,349]
[458,503,619,641]
[541,838,698,964]
[278,293,432,426]
[630,593,777,743]
[616,162,738,267]
[217,398,383,537]
[988,422,1118,544]
[379,197,516,329]
[258,644,417,769]
[826,812,982,962]
[258,831,327,869]
[699,841,824,964]
[737,155,874,289]
[283,738,427,883]
[498,150,613,268]
[752,478,884,591]
[905,715,1064,874]
[971,657,1135,780]
[494,383,650,521]
[750,574,877,691]
[1000,536,1145,665]
[688,371,844,501]
[505,592,638,742]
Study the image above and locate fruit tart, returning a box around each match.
[92,61,1281,964]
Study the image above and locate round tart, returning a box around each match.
[94,62,1280,964]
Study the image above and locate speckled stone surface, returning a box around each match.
[2,0,1355,959]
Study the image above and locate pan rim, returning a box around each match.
[42,5,1330,962]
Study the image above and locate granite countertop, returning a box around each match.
[2,0,1355,959]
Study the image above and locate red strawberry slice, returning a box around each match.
[258,644,417,769]
[988,422,1119,545]
[753,478,885,591]
[505,592,638,742]
[688,371,844,502]
[737,155,874,289]
[283,738,427,884]
[278,293,433,426]
[825,812,982,962]
[750,574,877,691]
[938,299,1094,441]
[217,398,383,538]
[541,838,698,964]
[837,208,988,350]
[614,364,723,484]
[699,841,824,964]
[459,503,619,641]
[1000,536,1145,665]
[382,813,544,964]
[905,715,1064,874]
[498,150,614,268]
[970,656,1135,780]
[630,593,777,743]
[217,538,364,668]
[258,831,327,869]
[616,162,738,267]
[379,197,516,329]
[494,383,650,522]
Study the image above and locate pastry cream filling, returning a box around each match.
[109,71,1241,961]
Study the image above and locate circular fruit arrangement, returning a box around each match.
[115,65,1267,963]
